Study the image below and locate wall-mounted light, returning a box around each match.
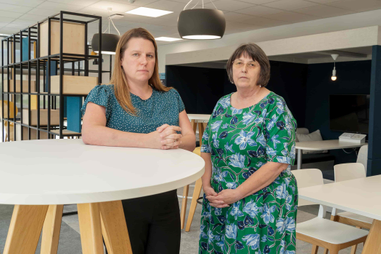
[331,54,339,81]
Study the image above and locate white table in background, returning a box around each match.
[0,139,204,254]
[295,140,365,169]
[187,114,211,146]
[299,175,381,254]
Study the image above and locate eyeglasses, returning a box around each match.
[233,60,257,69]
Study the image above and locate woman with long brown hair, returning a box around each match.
[82,27,195,254]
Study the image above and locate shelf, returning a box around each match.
[50,75,98,95]
[0,53,100,69]
[1,11,104,142]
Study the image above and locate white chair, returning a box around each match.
[296,128,309,141]
[293,169,368,254]
[356,144,368,172]
[331,163,373,254]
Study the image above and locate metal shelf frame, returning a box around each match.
[1,11,105,141]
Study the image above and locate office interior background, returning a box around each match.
[0,0,381,253]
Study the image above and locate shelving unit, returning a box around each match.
[1,11,105,142]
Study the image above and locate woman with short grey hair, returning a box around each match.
[199,43,298,254]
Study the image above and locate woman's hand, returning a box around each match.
[145,130,165,149]
[207,189,242,206]
[204,186,230,208]
[156,124,182,149]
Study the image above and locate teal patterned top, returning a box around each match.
[199,91,298,254]
[81,85,185,133]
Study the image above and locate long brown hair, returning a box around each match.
[110,27,171,115]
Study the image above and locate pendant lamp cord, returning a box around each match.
[110,19,121,36]
[103,8,121,36]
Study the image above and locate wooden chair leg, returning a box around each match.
[180,185,189,229]
[185,177,202,232]
[77,203,103,254]
[40,205,64,254]
[3,205,49,254]
[323,249,329,254]
[311,245,318,254]
[350,244,357,254]
[328,248,339,254]
[99,201,132,254]
[348,226,361,254]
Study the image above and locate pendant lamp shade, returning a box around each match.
[178,9,226,39]
[91,33,120,55]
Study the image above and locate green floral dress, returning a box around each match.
[199,91,298,254]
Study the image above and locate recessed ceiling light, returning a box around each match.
[126,7,173,18]
[155,37,183,42]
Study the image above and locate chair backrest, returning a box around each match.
[292,168,324,206]
[356,144,368,172]
[193,147,201,156]
[334,163,366,182]
[296,128,309,142]
[0,100,18,119]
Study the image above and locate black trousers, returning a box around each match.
[111,190,180,254]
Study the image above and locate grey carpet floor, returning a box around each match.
[0,186,366,253]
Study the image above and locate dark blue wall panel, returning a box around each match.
[305,60,371,164]
[166,61,307,127]
[368,46,381,176]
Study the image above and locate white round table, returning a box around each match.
[0,139,205,254]
[187,114,211,123]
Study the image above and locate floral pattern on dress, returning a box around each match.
[199,91,298,254]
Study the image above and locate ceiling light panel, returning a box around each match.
[126,7,173,17]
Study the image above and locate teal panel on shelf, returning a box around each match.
[45,61,57,92]
[22,37,29,61]
[64,97,67,118]
[67,97,82,133]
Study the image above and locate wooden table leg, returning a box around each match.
[40,205,64,254]
[180,185,189,229]
[185,177,203,232]
[77,203,103,254]
[99,201,133,254]
[362,219,381,254]
[3,205,49,254]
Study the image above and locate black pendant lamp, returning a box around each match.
[91,9,121,55]
[91,33,120,55]
[178,1,226,40]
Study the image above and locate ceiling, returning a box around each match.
[1,0,381,45]
[176,46,373,67]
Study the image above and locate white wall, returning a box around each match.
[158,8,381,73]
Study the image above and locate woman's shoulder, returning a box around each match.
[89,84,115,95]
[263,91,287,108]
[216,93,233,108]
